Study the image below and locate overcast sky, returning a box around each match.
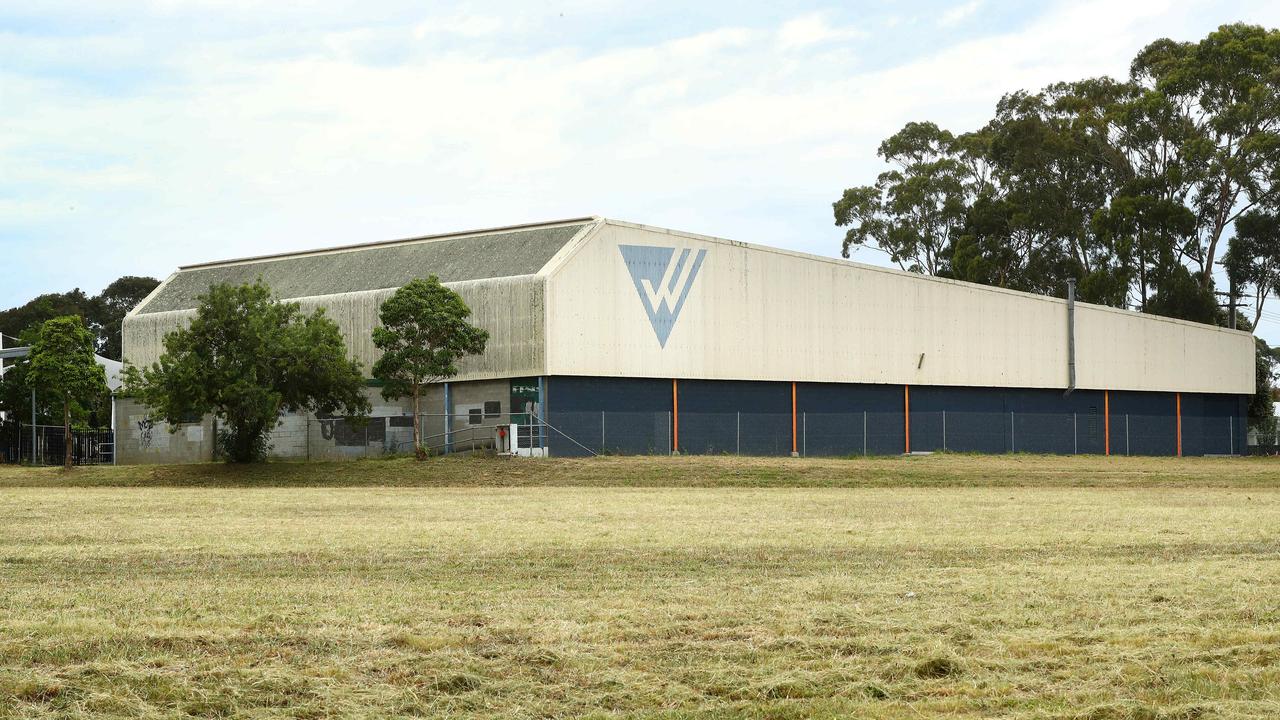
[3,1,1279,340]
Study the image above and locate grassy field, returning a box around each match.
[1,455,1279,718]
[3,452,1280,489]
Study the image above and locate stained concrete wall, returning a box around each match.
[544,220,1254,395]
[114,397,215,465]
[116,379,517,464]
[123,276,547,383]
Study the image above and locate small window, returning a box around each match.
[468,408,483,425]
[484,401,500,419]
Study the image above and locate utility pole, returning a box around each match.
[1214,286,1239,330]
[1228,279,1237,330]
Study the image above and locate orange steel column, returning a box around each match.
[1104,390,1110,456]
[1176,392,1182,457]
[791,382,798,456]
[904,385,911,454]
[672,379,679,454]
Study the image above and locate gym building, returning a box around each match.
[116,217,1254,463]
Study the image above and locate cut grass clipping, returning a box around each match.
[0,453,1278,718]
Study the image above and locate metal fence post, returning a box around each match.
[736,412,740,455]
[601,411,605,454]
[862,410,867,456]
[667,411,672,455]
[1125,414,1130,456]
[1073,412,1077,454]
[942,410,947,451]
[802,412,806,457]
[537,377,547,452]
[1010,411,1015,453]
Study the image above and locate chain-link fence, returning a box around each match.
[270,413,512,461]
[1248,427,1280,455]
[114,407,1252,462]
[543,409,1243,457]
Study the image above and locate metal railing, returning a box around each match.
[0,423,115,465]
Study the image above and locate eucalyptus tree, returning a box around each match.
[371,277,488,459]
[1130,23,1280,289]
[1224,209,1280,327]
[833,121,972,276]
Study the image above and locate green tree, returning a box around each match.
[1250,338,1279,437]
[0,275,160,361]
[1131,23,1280,289]
[1144,265,1220,323]
[26,316,108,468]
[124,281,369,463]
[0,326,108,430]
[371,277,489,458]
[836,24,1280,322]
[833,121,972,275]
[91,276,161,359]
[960,82,1132,304]
[0,290,93,341]
[1224,209,1280,327]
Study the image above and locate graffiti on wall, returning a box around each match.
[137,417,155,450]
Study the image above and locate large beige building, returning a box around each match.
[117,217,1253,462]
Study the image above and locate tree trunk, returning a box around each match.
[412,384,423,460]
[1202,175,1234,289]
[63,397,72,470]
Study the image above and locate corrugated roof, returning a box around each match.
[136,220,591,315]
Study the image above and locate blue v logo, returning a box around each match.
[618,245,707,347]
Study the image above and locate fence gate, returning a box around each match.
[0,423,114,465]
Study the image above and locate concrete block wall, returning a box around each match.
[267,414,309,459]
[115,378,522,464]
[114,397,215,464]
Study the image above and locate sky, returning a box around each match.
[3,0,1280,340]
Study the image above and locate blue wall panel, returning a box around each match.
[1006,388,1108,455]
[797,383,905,456]
[905,387,1107,455]
[1108,391,1177,457]
[677,380,790,455]
[1201,394,1245,455]
[910,386,1002,454]
[546,376,671,456]
[545,376,1245,457]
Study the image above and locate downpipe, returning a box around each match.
[1064,278,1076,398]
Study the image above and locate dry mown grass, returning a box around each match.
[0,454,1278,718]
[1,452,1279,488]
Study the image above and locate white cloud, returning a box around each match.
[777,13,865,50]
[938,0,983,27]
[6,0,1280,340]
[413,14,507,40]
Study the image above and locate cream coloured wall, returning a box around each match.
[123,218,1255,396]
[123,275,545,383]
[544,221,1254,394]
